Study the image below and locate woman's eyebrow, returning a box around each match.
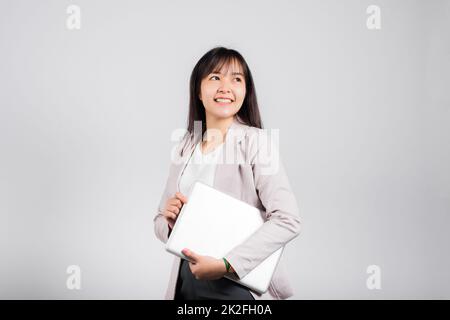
[211,71,244,76]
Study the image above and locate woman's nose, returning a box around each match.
[217,83,231,93]
[217,78,232,93]
[217,87,231,93]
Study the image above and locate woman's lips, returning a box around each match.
[214,98,233,106]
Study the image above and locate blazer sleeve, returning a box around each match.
[153,135,188,244]
[153,163,173,244]
[224,131,302,279]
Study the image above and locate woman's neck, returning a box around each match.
[202,114,235,150]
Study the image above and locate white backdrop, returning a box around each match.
[0,0,449,299]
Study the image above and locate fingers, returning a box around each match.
[167,198,182,209]
[164,203,181,220]
[167,218,175,229]
[167,205,180,214]
[182,248,198,263]
[188,262,199,279]
[164,193,188,227]
[175,192,188,204]
[164,210,177,220]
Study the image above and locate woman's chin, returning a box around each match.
[216,110,237,119]
[206,108,237,119]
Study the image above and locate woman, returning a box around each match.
[153,47,301,300]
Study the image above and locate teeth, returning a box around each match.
[215,98,232,103]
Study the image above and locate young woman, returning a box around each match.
[153,47,301,300]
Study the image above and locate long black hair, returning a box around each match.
[186,47,263,138]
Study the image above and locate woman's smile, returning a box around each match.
[214,96,234,106]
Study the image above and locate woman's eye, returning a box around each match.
[210,75,220,80]
[234,77,242,82]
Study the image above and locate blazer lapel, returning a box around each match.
[175,116,249,194]
[213,117,249,191]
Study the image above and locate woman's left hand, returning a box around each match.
[182,248,227,280]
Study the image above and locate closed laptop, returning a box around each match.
[165,181,284,294]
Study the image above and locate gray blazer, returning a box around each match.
[153,116,302,300]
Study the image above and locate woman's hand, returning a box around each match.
[163,192,188,229]
[182,248,228,280]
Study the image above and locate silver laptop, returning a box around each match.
[165,181,284,294]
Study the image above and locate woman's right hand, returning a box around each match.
[164,192,188,229]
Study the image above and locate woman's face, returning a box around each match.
[199,61,246,121]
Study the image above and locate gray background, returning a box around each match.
[0,0,449,299]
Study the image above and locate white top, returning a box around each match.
[178,141,224,196]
